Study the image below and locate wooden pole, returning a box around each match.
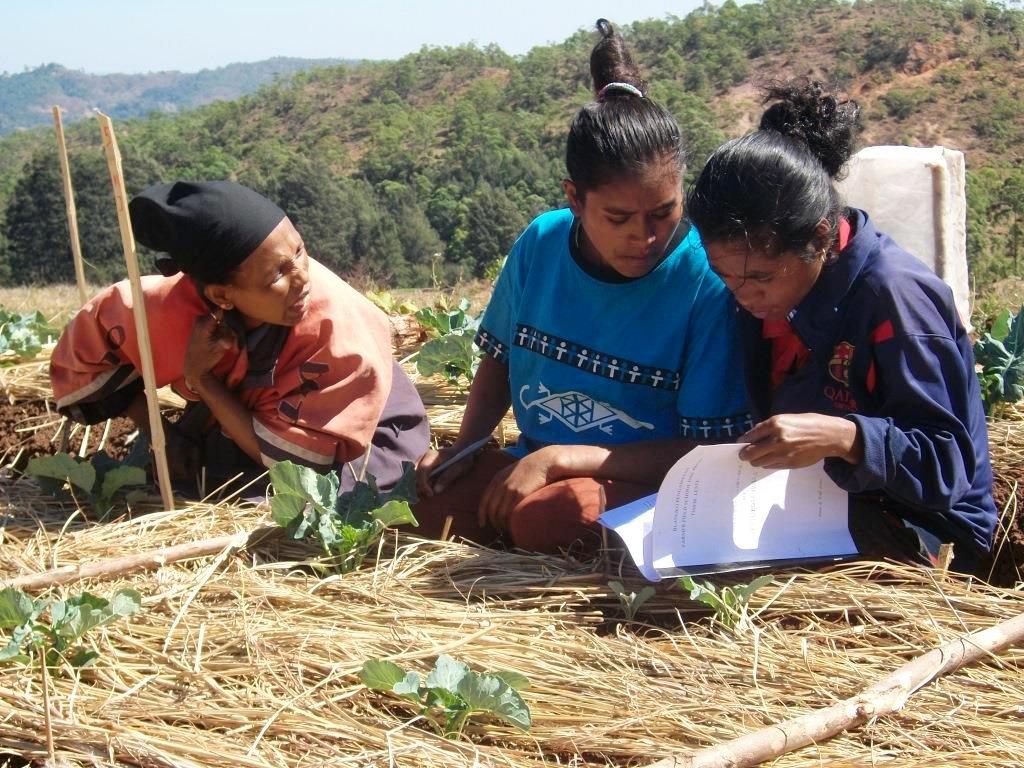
[3,526,278,592]
[647,610,1024,768]
[52,106,89,307]
[95,110,175,512]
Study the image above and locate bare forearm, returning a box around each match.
[454,355,512,447]
[543,438,696,486]
[191,373,260,463]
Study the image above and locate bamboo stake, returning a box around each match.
[77,424,91,458]
[52,106,88,307]
[649,610,1024,768]
[2,526,278,592]
[39,647,55,764]
[95,110,175,512]
[96,418,113,453]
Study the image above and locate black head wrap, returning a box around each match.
[129,180,286,284]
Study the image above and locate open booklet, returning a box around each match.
[598,444,858,581]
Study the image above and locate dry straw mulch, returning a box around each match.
[2,347,1023,766]
[1,477,1023,768]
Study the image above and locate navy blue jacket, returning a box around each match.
[738,209,997,564]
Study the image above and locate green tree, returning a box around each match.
[449,182,529,278]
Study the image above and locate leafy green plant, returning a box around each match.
[414,298,483,387]
[677,574,773,630]
[360,654,531,737]
[0,306,59,365]
[364,289,418,316]
[0,586,142,670]
[974,303,1024,415]
[269,460,418,573]
[414,298,478,337]
[26,448,148,516]
[0,586,142,764]
[608,580,656,621]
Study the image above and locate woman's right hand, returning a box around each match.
[183,309,237,388]
[416,444,476,498]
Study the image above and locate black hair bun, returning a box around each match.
[759,78,861,178]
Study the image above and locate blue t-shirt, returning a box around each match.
[476,208,750,454]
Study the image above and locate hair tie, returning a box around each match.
[597,82,644,101]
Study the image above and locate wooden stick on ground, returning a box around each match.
[3,526,278,592]
[52,105,89,307]
[649,610,1024,768]
[95,110,175,512]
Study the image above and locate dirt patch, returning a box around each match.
[0,396,138,472]
[983,475,1023,587]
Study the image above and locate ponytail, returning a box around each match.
[566,19,685,193]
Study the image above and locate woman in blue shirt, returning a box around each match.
[411,20,750,552]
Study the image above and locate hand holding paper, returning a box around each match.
[599,444,856,580]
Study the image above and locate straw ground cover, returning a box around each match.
[1,481,1023,767]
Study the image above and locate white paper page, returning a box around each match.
[597,493,658,581]
[650,444,855,571]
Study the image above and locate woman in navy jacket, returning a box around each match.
[686,79,996,573]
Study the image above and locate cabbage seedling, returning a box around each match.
[269,460,418,573]
[361,654,531,738]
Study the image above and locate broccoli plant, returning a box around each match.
[414,299,483,387]
[608,580,656,621]
[364,290,418,316]
[677,574,773,630]
[974,304,1024,415]
[0,306,59,365]
[0,587,141,763]
[0,587,141,670]
[269,460,418,573]
[360,654,531,738]
[26,447,147,518]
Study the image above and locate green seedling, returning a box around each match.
[608,580,656,621]
[414,298,483,387]
[360,654,531,738]
[269,460,418,573]
[365,290,418,316]
[26,446,148,517]
[0,306,59,365]
[975,303,1024,415]
[0,587,141,764]
[0,586,141,670]
[677,574,773,630]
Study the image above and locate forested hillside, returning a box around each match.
[0,0,1021,288]
[0,58,344,135]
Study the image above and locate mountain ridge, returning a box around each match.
[0,58,349,134]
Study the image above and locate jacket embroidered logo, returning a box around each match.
[519,382,654,435]
[828,342,855,387]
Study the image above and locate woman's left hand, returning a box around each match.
[739,413,862,469]
[183,309,237,385]
[478,448,557,530]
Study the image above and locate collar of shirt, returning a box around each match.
[787,208,874,354]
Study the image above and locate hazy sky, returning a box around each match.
[2,1,713,74]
